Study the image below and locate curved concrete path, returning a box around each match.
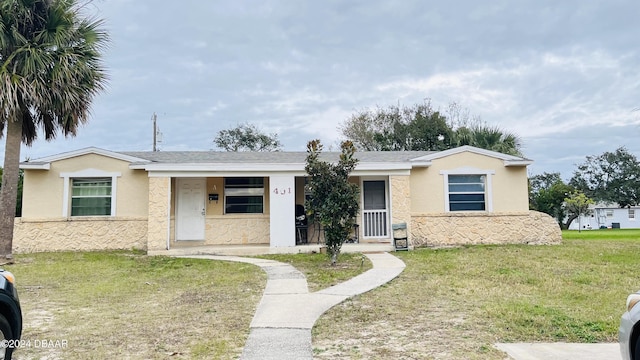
[496,343,620,360]
[180,253,406,359]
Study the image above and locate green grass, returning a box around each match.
[258,252,372,292]
[563,228,640,240]
[6,251,266,360]
[5,250,370,359]
[312,235,640,359]
[8,231,640,359]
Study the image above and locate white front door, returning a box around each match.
[176,178,206,241]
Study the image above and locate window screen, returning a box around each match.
[448,175,485,211]
[71,178,112,216]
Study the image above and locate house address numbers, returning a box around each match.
[272,187,292,196]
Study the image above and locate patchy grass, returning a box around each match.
[6,250,372,359]
[258,252,372,292]
[312,237,640,359]
[563,228,640,240]
[7,232,640,359]
[7,251,265,360]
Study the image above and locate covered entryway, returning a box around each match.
[362,179,389,238]
[176,178,206,241]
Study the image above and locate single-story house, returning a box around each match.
[568,202,640,230]
[14,145,561,253]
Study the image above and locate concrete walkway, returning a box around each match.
[496,343,620,360]
[178,253,621,360]
[180,253,406,359]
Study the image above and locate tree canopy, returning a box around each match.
[339,100,523,155]
[569,147,640,208]
[0,0,109,260]
[528,172,595,229]
[529,172,573,228]
[530,147,640,229]
[339,102,453,151]
[563,191,594,231]
[214,123,282,152]
[454,124,522,156]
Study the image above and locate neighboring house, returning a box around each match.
[568,202,640,230]
[15,145,561,253]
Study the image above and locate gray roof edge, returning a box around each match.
[23,147,151,165]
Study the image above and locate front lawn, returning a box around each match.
[312,233,640,359]
[7,251,265,360]
[7,231,640,359]
[7,250,368,359]
[259,252,372,292]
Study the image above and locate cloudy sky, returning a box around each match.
[13,0,640,180]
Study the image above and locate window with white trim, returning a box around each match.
[61,169,120,217]
[629,209,635,220]
[224,177,264,214]
[606,209,614,218]
[447,175,486,211]
[71,178,112,216]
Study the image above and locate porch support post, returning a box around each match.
[148,176,171,251]
[390,175,411,243]
[269,175,296,247]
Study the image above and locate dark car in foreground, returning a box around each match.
[0,270,22,360]
[620,290,640,360]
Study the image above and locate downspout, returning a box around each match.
[387,176,393,239]
[166,177,172,250]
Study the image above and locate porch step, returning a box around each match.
[148,243,395,257]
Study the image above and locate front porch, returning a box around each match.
[148,243,395,257]
[148,173,407,251]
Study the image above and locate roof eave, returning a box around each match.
[504,160,533,167]
[410,161,432,168]
[132,163,304,172]
[20,162,50,170]
[31,147,151,165]
[130,161,414,172]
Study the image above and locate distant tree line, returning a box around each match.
[214,123,282,152]
[339,100,523,155]
[530,147,640,229]
[214,100,523,157]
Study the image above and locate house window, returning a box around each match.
[71,178,112,216]
[60,169,120,217]
[224,177,264,214]
[606,209,614,218]
[447,175,486,211]
[629,209,635,220]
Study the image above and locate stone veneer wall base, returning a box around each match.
[13,217,148,253]
[411,210,562,247]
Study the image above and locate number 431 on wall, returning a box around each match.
[273,188,292,195]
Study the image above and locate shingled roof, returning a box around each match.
[120,150,436,165]
[20,146,532,172]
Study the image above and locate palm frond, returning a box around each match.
[1,0,108,144]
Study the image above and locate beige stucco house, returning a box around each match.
[14,145,561,253]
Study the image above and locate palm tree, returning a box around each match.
[454,125,523,156]
[0,0,108,261]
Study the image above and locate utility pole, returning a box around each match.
[152,112,158,152]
